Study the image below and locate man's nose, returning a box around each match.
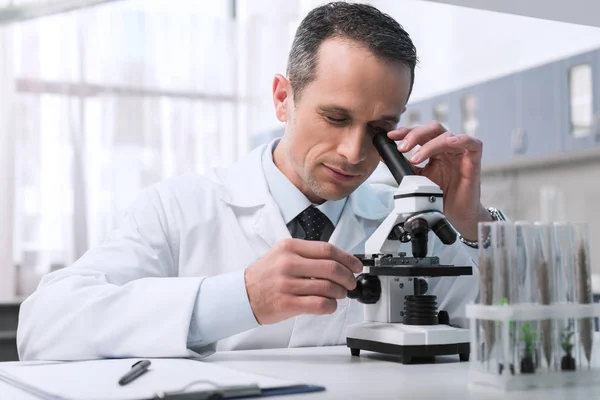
[338,128,367,165]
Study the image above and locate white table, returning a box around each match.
[1,345,598,400]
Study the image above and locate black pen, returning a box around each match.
[119,360,151,386]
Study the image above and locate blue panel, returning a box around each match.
[516,63,562,158]
[444,91,463,136]
[401,98,433,128]
[404,95,456,133]
[429,94,455,133]
[558,49,600,151]
[455,75,519,166]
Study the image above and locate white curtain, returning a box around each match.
[0,25,16,301]
[1,0,328,298]
[3,1,265,297]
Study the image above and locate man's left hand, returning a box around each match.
[388,120,492,242]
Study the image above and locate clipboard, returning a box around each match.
[0,358,326,400]
[149,383,325,399]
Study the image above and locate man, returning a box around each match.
[17,2,499,361]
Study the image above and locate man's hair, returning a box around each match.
[286,1,418,102]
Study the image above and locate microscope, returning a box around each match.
[345,132,472,364]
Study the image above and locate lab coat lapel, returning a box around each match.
[215,143,291,253]
[253,196,292,249]
[328,200,367,253]
[329,182,392,252]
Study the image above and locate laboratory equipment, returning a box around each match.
[345,132,473,364]
[466,221,600,391]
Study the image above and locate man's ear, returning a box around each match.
[272,74,292,122]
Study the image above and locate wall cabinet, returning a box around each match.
[558,50,600,152]
[460,75,519,165]
[253,47,600,168]
[405,47,600,167]
[516,63,562,159]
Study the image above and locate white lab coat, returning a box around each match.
[17,142,480,361]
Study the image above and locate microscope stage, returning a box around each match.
[346,322,470,364]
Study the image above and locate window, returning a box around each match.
[2,1,244,298]
[433,102,448,129]
[569,64,593,138]
[461,95,478,137]
[407,111,420,128]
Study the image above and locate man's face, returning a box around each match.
[273,37,412,203]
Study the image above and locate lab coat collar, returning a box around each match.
[216,140,391,222]
[214,144,270,208]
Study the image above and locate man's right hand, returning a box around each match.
[244,238,364,325]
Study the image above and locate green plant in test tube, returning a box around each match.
[520,321,537,374]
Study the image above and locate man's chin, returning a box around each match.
[310,182,360,202]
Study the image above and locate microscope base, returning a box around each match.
[346,322,470,364]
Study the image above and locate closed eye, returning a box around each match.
[325,115,349,124]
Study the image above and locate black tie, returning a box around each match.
[296,206,333,241]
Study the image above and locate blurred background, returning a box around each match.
[2,0,600,356]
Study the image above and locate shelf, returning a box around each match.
[482,145,600,176]
[422,0,600,29]
[0,0,121,26]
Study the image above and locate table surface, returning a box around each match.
[2,345,599,400]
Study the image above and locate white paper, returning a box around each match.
[0,358,298,400]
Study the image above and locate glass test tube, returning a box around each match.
[534,222,559,372]
[478,221,517,375]
[572,223,594,369]
[515,221,541,374]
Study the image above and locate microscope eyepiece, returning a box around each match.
[372,132,413,185]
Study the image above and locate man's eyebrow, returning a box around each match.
[318,105,400,124]
[318,105,351,114]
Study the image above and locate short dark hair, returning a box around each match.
[286,1,418,102]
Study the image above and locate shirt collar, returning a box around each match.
[261,138,347,226]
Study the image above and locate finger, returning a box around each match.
[290,257,358,291]
[396,120,447,153]
[289,296,338,316]
[408,132,465,164]
[447,134,483,153]
[387,127,412,141]
[287,240,363,273]
[448,134,483,170]
[288,278,348,299]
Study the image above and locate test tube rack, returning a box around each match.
[467,220,599,391]
[466,302,600,391]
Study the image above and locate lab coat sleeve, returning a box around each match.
[16,186,212,361]
[187,269,260,349]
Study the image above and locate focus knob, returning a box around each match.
[347,273,381,304]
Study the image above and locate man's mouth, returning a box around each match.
[323,164,360,182]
